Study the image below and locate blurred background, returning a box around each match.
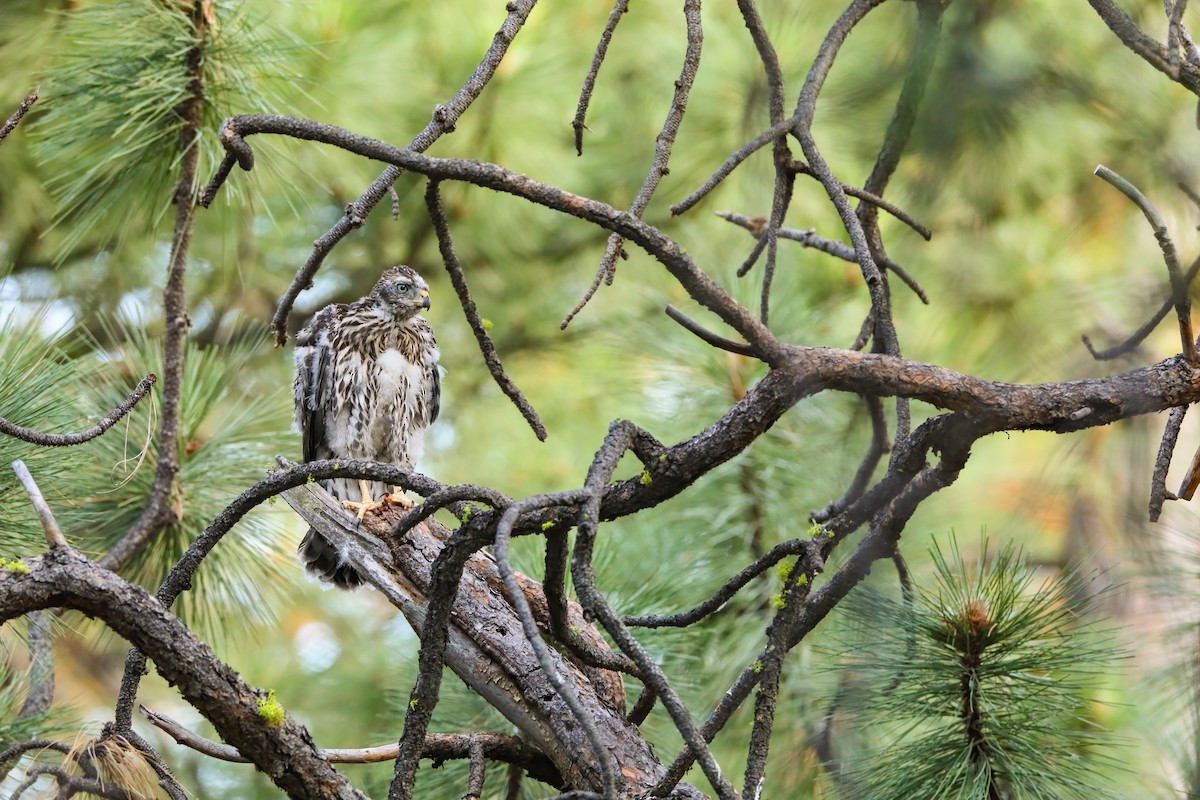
[3,0,1200,796]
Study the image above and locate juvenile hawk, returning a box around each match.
[293,265,441,589]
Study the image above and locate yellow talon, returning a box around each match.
[342,479,386,520]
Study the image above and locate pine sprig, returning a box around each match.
[31,0,307,260]
[831,539,1120,800]
[58,322,295,644]
[0,310,100,556]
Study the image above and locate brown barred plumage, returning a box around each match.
[293,265,441,588]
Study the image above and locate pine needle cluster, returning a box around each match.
[0,312,96,555]
[830,540,1119,800]
[56,323,295,642]
[31,0,305,259]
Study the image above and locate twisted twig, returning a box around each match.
[561,0,702,328]
[265,0,540,345]
[0,374,156,447]
[0,90,37,144]
[425,180,547,439]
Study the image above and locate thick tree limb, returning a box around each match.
[0,549,367,800]
[280,483,703,799]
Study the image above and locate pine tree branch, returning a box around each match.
[0,90,37,145]
[424,180,547,439]
[0,374,156,447]
[0,549,368,800]
[266,0,539,346]
[99,1,210,575]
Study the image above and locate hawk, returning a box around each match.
[293,265,441,589]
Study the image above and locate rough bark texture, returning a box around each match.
[0,549,366,800]
[282,484,707,799]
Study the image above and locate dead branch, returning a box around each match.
[266,0,539,346]
[0,374,156,447]
[12,460,68,550]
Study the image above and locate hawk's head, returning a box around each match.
[371,265,431,321]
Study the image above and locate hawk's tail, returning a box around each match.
[299,528,364,590]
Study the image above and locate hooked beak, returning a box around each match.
[419,290,431,310]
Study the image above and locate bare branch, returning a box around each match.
[1178,440,1200,501]
[0,374,156,447]
[1095,164,1195,362]
[0,739,72,766]
[559,259,619,331]
[1087,0,1200,93]
[854,0,944,234]
[572,0,630,156]
[0,90,37,145]
[12,460,68,550]
[563,0,702,328]
[664,304,757,357]
[793,162,932,241]
[1081,251,1200,359]
[670,115,795,216]
[141,706,554,775]
[790,0,897,356]
[542,526,642,677]
[717,211,930,303]
[626,687,657,727]
[625,538,810,628]
[389,483,511,540]
[735,0,793,326]
[1150,405,1187,520]
[465,738,486,800]
[425,180,547,440]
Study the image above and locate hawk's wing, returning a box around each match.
[294,305,338,463]
[428,363,442,425]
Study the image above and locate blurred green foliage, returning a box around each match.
[2,0,1200,797]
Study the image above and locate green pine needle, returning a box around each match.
[830,538,1121,800]
[57,320,295,645]
[31,0,309,260]
[0,309,100,556]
